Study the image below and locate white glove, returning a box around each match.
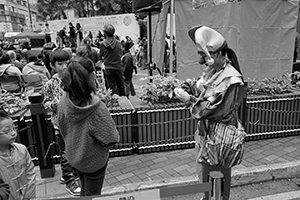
[174,88,190,102]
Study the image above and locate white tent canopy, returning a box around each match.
[4,32,20,38]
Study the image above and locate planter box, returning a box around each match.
[245,93,300,140]
[108,97,135,157]
[11,97,135,166]
[129,96,197,154]
[11,93,300,165]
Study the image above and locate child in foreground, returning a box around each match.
[0,110,36,200]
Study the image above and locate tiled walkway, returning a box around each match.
[35,69,300,198]
[104,135,300,187]
[35,135,300,199]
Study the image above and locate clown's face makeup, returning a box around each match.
[197,51,207,65]
[197,51,215,66]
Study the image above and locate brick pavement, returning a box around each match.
[35,135,300,199]
[34,69,300,198]
[103,135,300,188]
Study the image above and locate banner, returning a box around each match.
[46,13,140,44]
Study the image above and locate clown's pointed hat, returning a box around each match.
[188,25,226,65]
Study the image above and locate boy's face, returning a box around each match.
[52,60,69,78]
[0,118,17,146]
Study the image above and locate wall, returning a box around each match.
[175,0,299,80]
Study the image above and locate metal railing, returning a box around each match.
[12,93,300,178]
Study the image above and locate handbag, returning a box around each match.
[198,120,247,168]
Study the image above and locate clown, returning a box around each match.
[174,25,246,200]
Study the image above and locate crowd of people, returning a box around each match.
[0,23,246,200]
[0,23,143,198]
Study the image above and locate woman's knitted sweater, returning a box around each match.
[58,94,120,173]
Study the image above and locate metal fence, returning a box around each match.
[245,93,300,141]
[12,93,300,170]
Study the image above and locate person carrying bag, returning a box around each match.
[174,25,246,200]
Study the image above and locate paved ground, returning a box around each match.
[104,135,300,186]
[35,135,300,199]
[33,69,300,199]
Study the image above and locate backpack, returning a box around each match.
[0,65,12,76]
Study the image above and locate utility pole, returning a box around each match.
[27,0,33,30]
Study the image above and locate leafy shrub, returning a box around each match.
[0,90,29,115]
[246,72,300,96]
[139,75,183,103]
[138,72,300,104]
[96,87,119,107]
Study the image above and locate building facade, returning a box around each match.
[0,0,37,36]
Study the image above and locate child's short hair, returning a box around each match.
[50,49,70,66]
[0,110,10,122]
[28,55,38,63]
[37,53,44,60]
[0,54,11,65]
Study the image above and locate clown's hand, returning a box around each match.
[174,88,190,102]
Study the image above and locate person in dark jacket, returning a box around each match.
[122,42,137,97]
[99,24,125,96]
[57,27,67,48]
[76,23,83,47]
[69,23,76,48]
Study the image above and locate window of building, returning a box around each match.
[22,1,27,6]
[20,18,25,25]
[0,4,5,10]
[17,0,21,4]
[0,15,5,21]
[11,16,17,22]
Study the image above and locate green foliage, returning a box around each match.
[37,0,133,21]
[0,91,29,115]
[139,75,183,104]
[246,72,300,96]
[139,72,300,104]
[37,0,69,20]
[96,87,119,107]
[0,85,119,116]
[291,71,300,86]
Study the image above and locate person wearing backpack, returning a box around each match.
[0,53,22,92]
[174,25,246,200]
[22,54,51,92]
